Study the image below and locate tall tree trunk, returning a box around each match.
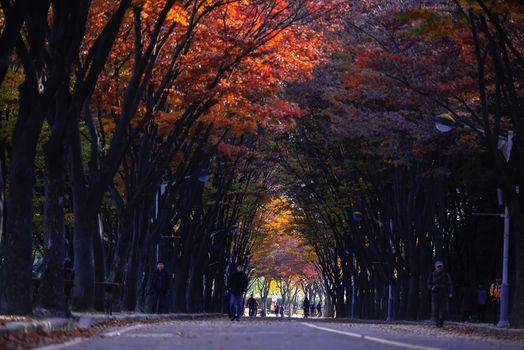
[172,262,189,312]
[434,175,446,260]
[124,209,144,311]
[70,126,96,309]
[186,264,204,313]
[397,271,408,319]
[38,134,68,315]
[0,132,5,249]
[109,208,132,285]
[71,211,97,309]
[93,216,106,311]
[407,269,419,320]
[0,80,45,314]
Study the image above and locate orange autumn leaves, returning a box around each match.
[251,197,318,283]
[87,0,342,142]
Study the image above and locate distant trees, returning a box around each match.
[250,197,321,316]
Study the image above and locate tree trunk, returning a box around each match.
[407,270,419,320]
[123,208,143,311]
[93,217,106,311]
[69,125,97,309]
[0,80,44,314]
[71,211,97,309]
[38,139,68,315]
[335,284,345,318]
[172,262,189,312]
[186,264,204,313]
[0,133,5,251]
[109,208,132,284]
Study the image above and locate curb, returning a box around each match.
[0,318,77,337]
[1,313,225,338]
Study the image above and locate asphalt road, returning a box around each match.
[35,318,524,350]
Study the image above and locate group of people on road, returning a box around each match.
[427,260,503,328]
[142,259,504,329]
[302,297,322,318]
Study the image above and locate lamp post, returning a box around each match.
[435,113,513,328]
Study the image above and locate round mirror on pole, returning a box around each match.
[434,113,456,133]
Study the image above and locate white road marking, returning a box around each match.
[33,338,85,350]
[303,323,449,350]
[119,333,175,338]
[103,324,145,337]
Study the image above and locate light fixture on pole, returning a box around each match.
[434,113,456,133]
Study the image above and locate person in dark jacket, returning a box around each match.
[427,261,453,327]
[150,261,169,313]
[228,265,248,321]
[303,297,310,318]
[247,294,257,316]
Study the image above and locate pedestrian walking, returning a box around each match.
[316,302,322,317]
[489,278,501,324]
[228,265,248,321]
[303,297,310,318]
[274,304,279,316]
[279,304,284,317]
[427,261,453,327]
[149,261,169,314]
[476,283,488,322]
[310,303,316,317]
[247,294,257,317]
[254,300,259,317]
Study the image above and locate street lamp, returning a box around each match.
[435,113,513,328]
[434,113,458,133]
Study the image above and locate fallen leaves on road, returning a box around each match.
[0,317,203,349]
[0,328,96,350]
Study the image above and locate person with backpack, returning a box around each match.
[427,261,453,327]
[489,278,502,324]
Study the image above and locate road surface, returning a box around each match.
[35,318,524,350]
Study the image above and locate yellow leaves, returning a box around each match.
[166,2,189,26]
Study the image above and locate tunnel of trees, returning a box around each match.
[0,0,523,327]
